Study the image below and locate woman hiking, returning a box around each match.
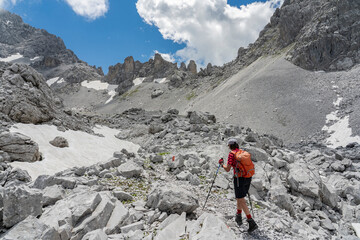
[219,138,258,233]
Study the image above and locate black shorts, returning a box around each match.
[233,177,252,199]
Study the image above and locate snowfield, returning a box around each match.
[9,124,140,179]
[0,53,24,62]
[81,80,118,104]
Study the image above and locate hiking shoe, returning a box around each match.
[247,218,258,233]
[235,214,242,226]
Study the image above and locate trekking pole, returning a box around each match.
[202,162,222,210]
[248,192,255,218]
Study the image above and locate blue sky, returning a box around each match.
[2,0,282,73]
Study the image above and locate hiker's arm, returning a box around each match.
[222,163,231,172]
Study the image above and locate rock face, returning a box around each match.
[146,184,199,214]
[106,54,179,94]
[0,63,60,124]
[0,10,78,65]
[236,0,360,71]
[0,132,41,162]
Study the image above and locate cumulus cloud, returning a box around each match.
[136,0,283,67]
[0,0,21,9]
[64,0,109,20]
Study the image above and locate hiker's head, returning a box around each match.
[228,139,239,150]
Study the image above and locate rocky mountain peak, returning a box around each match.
[236,0,360,71]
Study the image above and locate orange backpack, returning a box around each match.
[232,149,255,178]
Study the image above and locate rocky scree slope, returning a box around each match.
[0,108,359,239]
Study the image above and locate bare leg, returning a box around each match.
[237,198,250,215]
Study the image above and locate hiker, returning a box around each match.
[219,139,258,233]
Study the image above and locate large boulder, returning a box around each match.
[3,185,43,228]
[40,191,116,240]
[117,161,143,178]
[187,111,216,124]
[243,146,269,162]
[188,213,237,240]
[49,136,69,148]
[0,132,41,162]
[287,163,319,198]
[269,175,295,216]
[1,216,60,240]
[154,212,186,240]
[146,184,199,214]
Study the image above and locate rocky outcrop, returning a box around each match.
[0,63,60,124]
[106,54,179,94]
[235,0,360,71]
[0,132,41,162]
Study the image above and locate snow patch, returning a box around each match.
[81,80,109,91]
[46,77,60,87]
[9,124,140,179]
[322,87,360,148]
[81,80,118,104]
[30,56,41,61]
[154,78,167,84]
[133,77,145,86]
[0,53,23,63]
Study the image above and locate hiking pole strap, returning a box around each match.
[202,164,221,210]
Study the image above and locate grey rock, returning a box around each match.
[82,229,108,240]
[105,200,129,234]
[1,216,60,240]
[214,174,229,189]
[287,164,319,198]
[117,161,143,178]
[33,175,77,189]
[176,170,191,181]
[0,132,41,162]
[244,146,269,162]
[146,184,199,214]
[150,155,163,163]
[3,185,43,228]
[42,185,65,207]
[269,175,295,216]
[120,221,144,234]
[188,111,216,124]
[149,124,164,134]
[188,213,237,240]
[331,161,346,172]
[49,136,69,148]
[113,191,134,202]
[167,154,185,170]
[151,89,164,99]
[155,212,186,240]
[2,167,32,187]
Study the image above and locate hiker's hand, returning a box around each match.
[218,158,224,166]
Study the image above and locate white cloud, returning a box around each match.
[0,0,21,9]
[136,0,283,67]
[64,0,109,20]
